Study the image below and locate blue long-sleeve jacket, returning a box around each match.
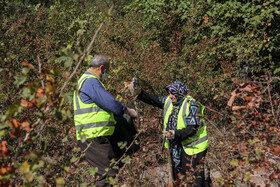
[79,71,127,118]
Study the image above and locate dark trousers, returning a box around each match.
[78,115,138,186]
[78,137,117,186]
[173,149,211,186]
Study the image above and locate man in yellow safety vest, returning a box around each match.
[73,55,137,186]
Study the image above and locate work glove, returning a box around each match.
[125,107,138,118]
[163,130,175,139]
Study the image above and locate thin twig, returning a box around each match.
[37,54,44,89]
[59,5,114,97]
[277,103,280,127]
[112,129,142,168]
[205,106,226,117]
[101,129,143,178]
[204,117,223,135]
[267,83,275,118]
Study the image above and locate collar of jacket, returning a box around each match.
[87,68,101,80]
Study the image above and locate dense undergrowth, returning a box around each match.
[0,0,279,186]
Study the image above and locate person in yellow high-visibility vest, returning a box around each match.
[74,55,137,186]
[131,81,210,186]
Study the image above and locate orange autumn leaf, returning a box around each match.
[245,96,253,102]
[1,141,9,156]
[22,121,31,131]
[0,167,7,175]
[212,114,219,119]
[36,87,44,98]
[21,99,29,107]
[9,119,19,128]
[9,119,21,138]
[21,61,30,67]
[37,87,44,93]
[273,147,280,155]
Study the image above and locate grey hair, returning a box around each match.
[89,55,110,67]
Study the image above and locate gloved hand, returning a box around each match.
[163,130,175,139]
[124,81,141,96]
[125,107,138,118]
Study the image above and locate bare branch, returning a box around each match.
[59,5,114,97]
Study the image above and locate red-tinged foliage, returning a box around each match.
[1,141,10,156]
[21,61,31,67]
[21,99,29,107]
[0,164,15,175]
[1,1,279,186]
[36,87,44,98]
[9,119,21,138]
[21,121,31,131]
[273,147,280,156]
[212,114,219,119]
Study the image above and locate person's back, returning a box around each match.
[73,55,138,186]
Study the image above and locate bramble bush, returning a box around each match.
[0,0,279,186]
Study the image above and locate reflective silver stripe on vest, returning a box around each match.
[75,121,114,130]
[75,75,95,110]
[78,76,90,88]
[74,107,105,115]
[75,94,81,110]
[182,97,194,119]
[163,98,172,119]
[184,135,208,148]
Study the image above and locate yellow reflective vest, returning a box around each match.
[73,73,116,140]
[163,96,209,155]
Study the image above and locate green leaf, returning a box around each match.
[243,172,251,181]
[255,149,262,160]
[77,29,85,35]
[89,167,98,176]
[22,87,32,99]
[0,121,9,130]
[56,177,65,186]
[0,129,8,138]
[273,67,280,74]
[117,141,127,149]
[14,74,27,87]
[230,159,239,167]
[55,56,72,67]
[32,161,45,171]
[121,155,131,164]
[61,92,73,104]
[62,135,68,143]
[22,68,30,75]
[70,156,79,163]
[73,147,81,152]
